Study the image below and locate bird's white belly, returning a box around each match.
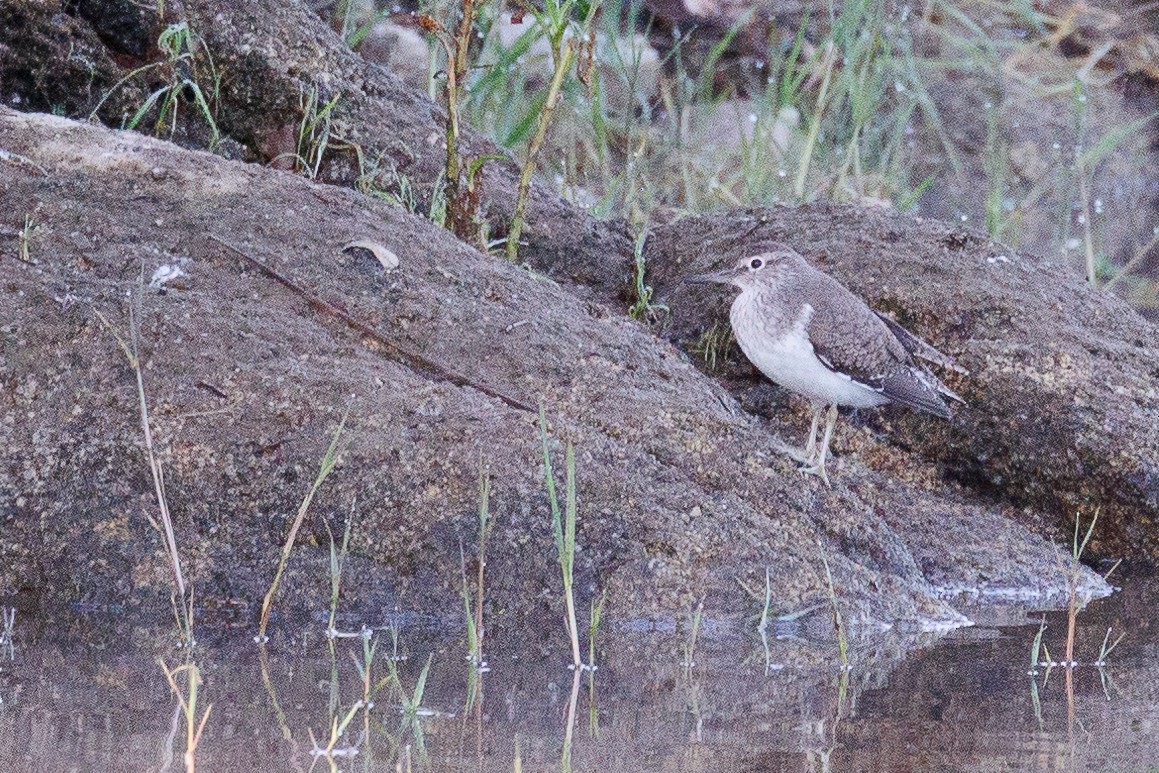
[736,325,890,409]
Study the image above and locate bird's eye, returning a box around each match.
[749,258,763,270]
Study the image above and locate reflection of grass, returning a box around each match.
[559,669,583,773]
[389,653,435,759]
[462,464,492,712]
[587,591,606,737]
[680,600,704,677]
[755,568,777,676]
[160,658,212,773]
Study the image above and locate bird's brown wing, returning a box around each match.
[796,271,958,418]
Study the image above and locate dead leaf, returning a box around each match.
[342,239,399,271]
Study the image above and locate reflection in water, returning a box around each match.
[3,577,1159,772]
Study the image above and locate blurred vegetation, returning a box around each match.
[348,0,1157,307]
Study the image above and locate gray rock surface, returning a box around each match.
[0,109,1103,630]
[647,207,1159,558]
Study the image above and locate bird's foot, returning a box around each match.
[771,436,815,465]
[797,461,831,487]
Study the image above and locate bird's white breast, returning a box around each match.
[730,294,890,409]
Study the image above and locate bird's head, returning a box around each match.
[689,247,802,290]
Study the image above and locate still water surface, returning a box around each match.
[2,575,1157,773]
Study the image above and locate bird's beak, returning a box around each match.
[688,268,736,285]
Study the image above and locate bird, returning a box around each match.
[691,245,965,484]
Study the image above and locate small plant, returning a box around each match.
[417,1,498,249]
[96,302,193,644]
[506,0,604,261]
[90,22,221,149]
[1023,510,1130,723]
[272,87,342,180]
[538,402,584,669]
[17,215,33,263]
[1027,510,1125,704]
[627,227,667,320]
[691,322,734,372]
[373,170,420,213]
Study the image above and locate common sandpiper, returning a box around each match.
[693,245,964,484]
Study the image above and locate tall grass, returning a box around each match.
[441,0,1158,298]
[467,0,939,216]
[96,302,193,643]
[506,0,605,260]
[257,414,347,642]
[537,403,583,668]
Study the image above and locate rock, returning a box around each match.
[0,108,1103,629]
[647,204,1159,559]
[686,99,798,155]
[357,20,431,94]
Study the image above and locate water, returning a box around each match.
[2,576,1158,773]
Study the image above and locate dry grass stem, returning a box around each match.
[257,413,347,641]
[95,304,191,639]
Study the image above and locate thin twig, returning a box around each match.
[210,236,534,413]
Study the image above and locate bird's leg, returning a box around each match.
[800,404,838,486]
[771,404,823,464]
[802,406,822,463]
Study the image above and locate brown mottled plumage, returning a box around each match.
[692,246,964,483]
